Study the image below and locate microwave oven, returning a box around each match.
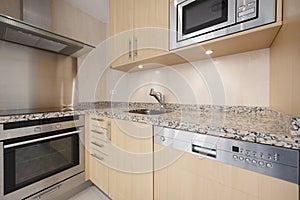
[170,0,277,50]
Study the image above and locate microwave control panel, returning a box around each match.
[236,0,258,23]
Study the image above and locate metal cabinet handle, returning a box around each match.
[91,141,104,148]
[106,121,111,141]
[91,117,104,122]
[133,36,138,57]
[91,130,104,135]
[91,153,104,161]
[129,38,132,58]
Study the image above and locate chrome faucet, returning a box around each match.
[149,88,164,109]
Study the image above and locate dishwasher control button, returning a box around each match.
[258,161,265,167]
[266,163,273,168]
[233,155,239,160]
[252,159,258,164]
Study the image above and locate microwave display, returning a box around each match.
[182,0,228,35]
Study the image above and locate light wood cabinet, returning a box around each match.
[109,0,169,69]
[154,144,299,200]
[108,119,153,200]
[85,115,111,194]
[86,116,153,200]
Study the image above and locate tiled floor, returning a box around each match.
[68,186,110,200]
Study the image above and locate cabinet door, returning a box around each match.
[134,0,169,62]
[109,0,134,67]
[154,144,298,200]
[89,155,109,194]
[109,119,153,200]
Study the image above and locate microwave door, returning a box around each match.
[177,0,236,42]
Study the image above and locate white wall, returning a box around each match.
[95,49,270,106]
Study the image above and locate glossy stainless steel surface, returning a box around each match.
[0,41,77,110]
[170,0,277,50]
[154,126,299,184]
[177,0,236,42]
[149,88,165,108]
[25,173,86,200]
[0,13,95,57]
[0,116,85,200]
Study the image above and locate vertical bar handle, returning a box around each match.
[106,121,111,141]
[133,36,138,57]
[128,39,132,59]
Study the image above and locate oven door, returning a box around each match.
[0,127,84,200]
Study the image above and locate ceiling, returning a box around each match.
[64,0,109,23]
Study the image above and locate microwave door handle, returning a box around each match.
[3,130,81,149]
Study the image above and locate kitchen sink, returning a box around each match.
[127,109,172,115]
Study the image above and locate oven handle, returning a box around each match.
[3,130,81,149]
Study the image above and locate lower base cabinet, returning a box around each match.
[86,115,298,200]
[89,155,109,195]
[86,116,153,200]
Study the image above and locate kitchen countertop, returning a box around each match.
[0,102,299,150]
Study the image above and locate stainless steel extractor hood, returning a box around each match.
[0,13,95,57]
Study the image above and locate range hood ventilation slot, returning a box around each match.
[0,14,95,57]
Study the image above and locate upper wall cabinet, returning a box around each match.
[109,0,169,70]
[110,0,283,72]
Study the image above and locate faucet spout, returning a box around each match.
[149,88,165,109]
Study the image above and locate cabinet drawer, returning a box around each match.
[90,128,107,141]
[90,148,108,164]
[90,139,110,154]
[89,115,106,127]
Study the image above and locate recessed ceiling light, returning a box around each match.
[138,65,144,69]
[205,50,214,55]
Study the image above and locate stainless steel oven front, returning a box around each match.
[0,115,85,200]
[170,0,277,50]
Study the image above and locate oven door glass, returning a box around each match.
[3,129,79,195]
[178,0,235,41]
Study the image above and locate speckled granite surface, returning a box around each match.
[0,102,299,150]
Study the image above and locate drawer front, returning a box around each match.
[89,115,106,128]
[90,139,110,154]
[90,148,108,164]
[90,128,107,141]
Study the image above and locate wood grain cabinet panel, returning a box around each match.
[109,0,169,70]
[108,119,153,200]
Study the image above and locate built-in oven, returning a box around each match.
[0,115,85,200]
[170,0,277,50]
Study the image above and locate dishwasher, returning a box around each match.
[154,126,299,200]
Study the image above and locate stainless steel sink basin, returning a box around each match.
[127,109,172,115]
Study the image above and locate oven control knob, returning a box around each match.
[245,158,251,163]
[239,156,244,161]
[233,155,238,160]
[160,136,165,142]
[252,159,258,165]
[55,124,62,129]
